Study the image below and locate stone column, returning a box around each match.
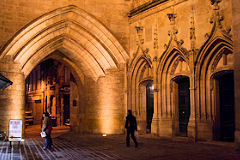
[232,0,240,150]
[0,57,25,134]
[188,77,197,141]
[187,5,197,141]
[151,56,160,135]
[60,95,64,126]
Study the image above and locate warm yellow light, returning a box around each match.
[150,84,154,91]
[100,108,114,134]
[98,75,123,135]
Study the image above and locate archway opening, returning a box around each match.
[146,82,154,133]
[214,71,235,141]
[0,5,128,135]
[174,77,190,137]
[25,58,74,129]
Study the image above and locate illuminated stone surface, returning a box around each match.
[0,0,240,151]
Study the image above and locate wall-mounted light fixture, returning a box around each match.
[0,73,13,90]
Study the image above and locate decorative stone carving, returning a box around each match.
[167,13,178,37]
[153,23,159,50]
[205,33,210,39]
[135,25,144,45]
[153,56,158,62]
[170,57,184,75]
[210,0,222,6]
[167,13,177,25]
[211,49,224,72]
[164,44,168,49]
[209,0,231,37]
[134,23,150,60]
[210,0,224,28]
[176,39,184,47]
[166,13,185,48]
[190,12,196,42]
[189,6,197,63]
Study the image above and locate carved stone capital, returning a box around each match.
[211,0,222,6]
[167,13,177,25]
[135,25,144,44]
[153,56,158,62]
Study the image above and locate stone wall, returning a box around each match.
[232,0,240,150]
[0,0,131,52]
[0,1,129,135]
[0,58,25,134]
[77,65,126,134]
[129,0,232,59]
[128,0,234,141]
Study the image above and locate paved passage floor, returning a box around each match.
[0,125,240,160]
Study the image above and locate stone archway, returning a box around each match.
[128,55,153,133]
[156,47,191,137]
[0,5,128,134]
[195,37,233,140]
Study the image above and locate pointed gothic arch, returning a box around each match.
[128,52,153,133]
[195,37,233,119]
[0,5,129,134]
[0,5,129,81]
[155,42,191,136]
[194,22,234,140]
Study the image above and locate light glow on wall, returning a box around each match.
[98,77,118,134]
[100,107,115,134]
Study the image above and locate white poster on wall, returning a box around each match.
[9,120,23,141]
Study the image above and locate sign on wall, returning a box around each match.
[9,120,22,141]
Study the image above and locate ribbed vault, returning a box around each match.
[0,5,128,81]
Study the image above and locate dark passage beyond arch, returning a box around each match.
[176,77,190,137]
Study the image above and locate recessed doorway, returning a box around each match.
[218,72,235,141]
[175,77,190,137]
[146,82,154,133]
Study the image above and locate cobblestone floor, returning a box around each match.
[0,125,240,160]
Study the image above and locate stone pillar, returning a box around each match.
[80,66,125,134]
[232,0,240,150]
[70,81,79,132]
[60,95,64,126]
[0,57,25,134]
[187,1,197,141]
[188,85,197,141]
[151,56,160,135]
[188,54,197,141]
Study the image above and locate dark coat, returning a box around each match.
[125,115,137,131]
[42,116,52,135]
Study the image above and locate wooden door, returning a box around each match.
[219,72,235,141]
[178,77,190,136]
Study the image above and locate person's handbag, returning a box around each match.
[40,131,46,138]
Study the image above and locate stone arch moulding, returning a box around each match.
[154,46,191,137]
[0,5,129,81]
[194,28,233,140]
[157,46,190,83]
[127,54,153,133]
[128,54,153,110]
[195,37,233,120]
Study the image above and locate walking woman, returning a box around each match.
[42,112,53,150]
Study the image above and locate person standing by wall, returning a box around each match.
[125,110,138,148]
[42,112,53,150]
